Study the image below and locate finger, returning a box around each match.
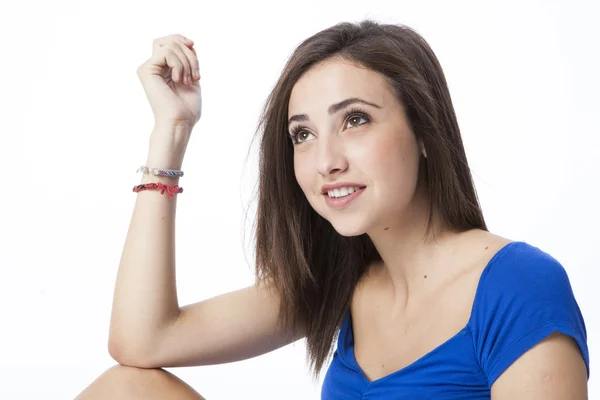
[151,43,188,84]
[179,41,200,81]
[147,46,184,83]
[165,42,193,85]
[153,34,192,53]
[147,35,194,83]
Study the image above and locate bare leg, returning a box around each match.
[75,364,206,400]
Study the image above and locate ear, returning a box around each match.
[420,140,427,159]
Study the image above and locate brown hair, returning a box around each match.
[251,19,487,379]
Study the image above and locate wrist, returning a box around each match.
[152,122,193,142]
[147,125,191,169]
[144,154,184,171]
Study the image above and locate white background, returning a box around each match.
[0,0,598,398]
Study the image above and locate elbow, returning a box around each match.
[108,335,157,369]
[107,336,128,364]
[108,336,136,366]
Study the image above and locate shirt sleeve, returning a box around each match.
[470,242,589,387]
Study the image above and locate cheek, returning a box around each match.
[359,132,406,170]
[294,158,312,194]
[360,131,420,189]
[294,158,327,215]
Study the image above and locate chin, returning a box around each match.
[328,220,368,237]
[309,198,371,237]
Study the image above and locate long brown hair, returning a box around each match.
[251,19,487,379]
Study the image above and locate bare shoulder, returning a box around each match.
[445,230,515,292]
[465,230,514,269]
[464,229,514,258]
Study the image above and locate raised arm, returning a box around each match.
[108,34,304,369]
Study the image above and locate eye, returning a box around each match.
[289,126,315,144]
[342,106,371,131]
[344,113,369,129]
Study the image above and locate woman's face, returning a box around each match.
[287,57,425,237]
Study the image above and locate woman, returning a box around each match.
[76,20,589,399]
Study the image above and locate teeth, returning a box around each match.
[327,187,362,198]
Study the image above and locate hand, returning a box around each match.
[137,34,202,135]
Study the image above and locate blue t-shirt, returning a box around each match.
[321,241,589,399]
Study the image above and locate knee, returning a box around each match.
[76,364,205,400]
[104,364,170,380]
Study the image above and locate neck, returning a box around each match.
[365,183,473,311]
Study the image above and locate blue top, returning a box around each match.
[321,241,589,399]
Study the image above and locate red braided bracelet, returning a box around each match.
[132,183,183,198]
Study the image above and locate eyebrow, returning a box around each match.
[288,97,382,127]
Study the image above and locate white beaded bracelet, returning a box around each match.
[136,165,184,178]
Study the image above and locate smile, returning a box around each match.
[323,187,365,209]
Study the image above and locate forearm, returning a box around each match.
[108,125,190,359]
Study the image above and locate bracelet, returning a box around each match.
[133,183,183,198]
[137,165,184,178]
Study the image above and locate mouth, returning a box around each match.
[323,186,366,209]
[321,185,367,197]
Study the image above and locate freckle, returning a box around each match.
[384,227,389,231]
[485,246,489,250]
[424,274,427,279]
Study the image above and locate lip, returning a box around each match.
[323,187,366,209]
[321,182,366,194]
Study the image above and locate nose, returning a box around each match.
[316,133,348,177]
